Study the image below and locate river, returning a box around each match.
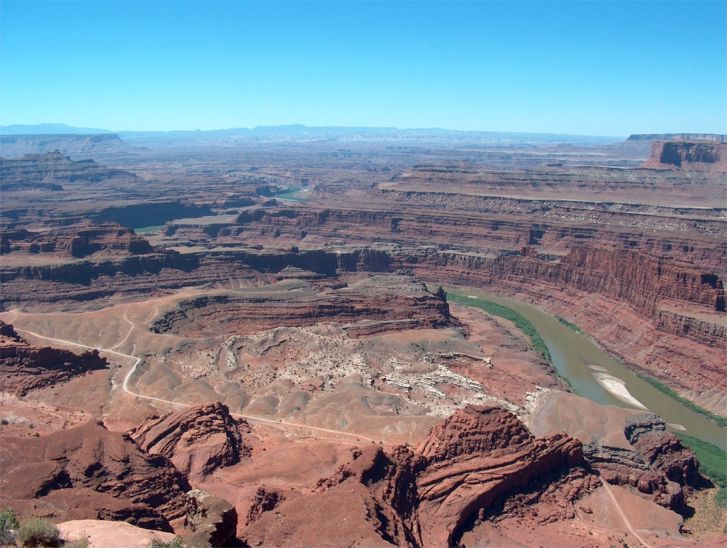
[448,288,727,451]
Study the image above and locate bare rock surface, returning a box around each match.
[183,488,238,547]
[58,519,177,548]
[243,405,592,547]
[643,141,727,172]
[128,402,250,480]
[0,420,190,530]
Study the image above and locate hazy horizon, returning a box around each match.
[0,121,638,138]
[2,1,725,135]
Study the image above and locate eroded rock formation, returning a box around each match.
[244,405,593,547]
[643,141,727,172]
[149,274,454,337]
[585,414,700,513]
[183,489,238,547]
[128,402,250,479]
[1,223,154,258]
[0,151,137,189]
[0,321,108,396]
[0,420,190,530]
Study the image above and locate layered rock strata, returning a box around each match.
[149,275,454,337]
[584,414,700,513]
[0,321,108,396]
[643,141,727,172]
[0,421,190,530]
[128,402,250,479]
[0,151,137,187]
[0,223,153,257]
[244,405,592,547]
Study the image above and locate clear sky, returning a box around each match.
[1,1,725,136]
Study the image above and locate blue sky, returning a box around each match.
[1,1,725,136]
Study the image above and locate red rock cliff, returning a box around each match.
[643,141,727,172]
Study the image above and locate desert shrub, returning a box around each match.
[0,508,20,545]
[0,508,19,531]
[64,535,89,548]
[149,537,184,548]
[16,517,61,547]
[676,433,727,509]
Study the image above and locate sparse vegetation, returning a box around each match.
[638,374,727,428]
[676,433,727,509]
[16,517,61,547]
[149,537,185,548]
[135,225,165,235]
[0,508,19,532]
[555,315,583,334]
[64,536,89,548]
[447,291,552,364]
[0,507,20,545]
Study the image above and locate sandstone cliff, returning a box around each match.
[0,321,108,396]
[643,141,727,172]
[0,224,153,258]
[0,151,137,188]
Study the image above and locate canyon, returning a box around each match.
[0,131,725,546]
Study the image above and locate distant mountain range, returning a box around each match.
[0,123,621,144]
[0,123,113,135]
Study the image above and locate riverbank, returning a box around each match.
[444,286,727,452]
[554,314,727,429]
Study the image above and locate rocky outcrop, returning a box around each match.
[244,405,592,547]
[0,421,190,530]
[150,274,454,337]
[584,414,700,514]
[128,402,250,479]
[183,489,238,547]
[1,223,154,258]
[643,141,727,172]
[245,487,286,525]
[0,151,137,188]
[0,133,132,158]
[0,321,108,396]
[624,414,700,486]
[413,406,586,546]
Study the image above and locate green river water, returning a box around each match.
[447,288,727,451]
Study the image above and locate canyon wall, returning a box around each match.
[643,141,727,172]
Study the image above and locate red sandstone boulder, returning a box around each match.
[128,402,250,480]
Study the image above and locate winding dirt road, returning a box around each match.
[8,313,653,540]
[12,323,380,444]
